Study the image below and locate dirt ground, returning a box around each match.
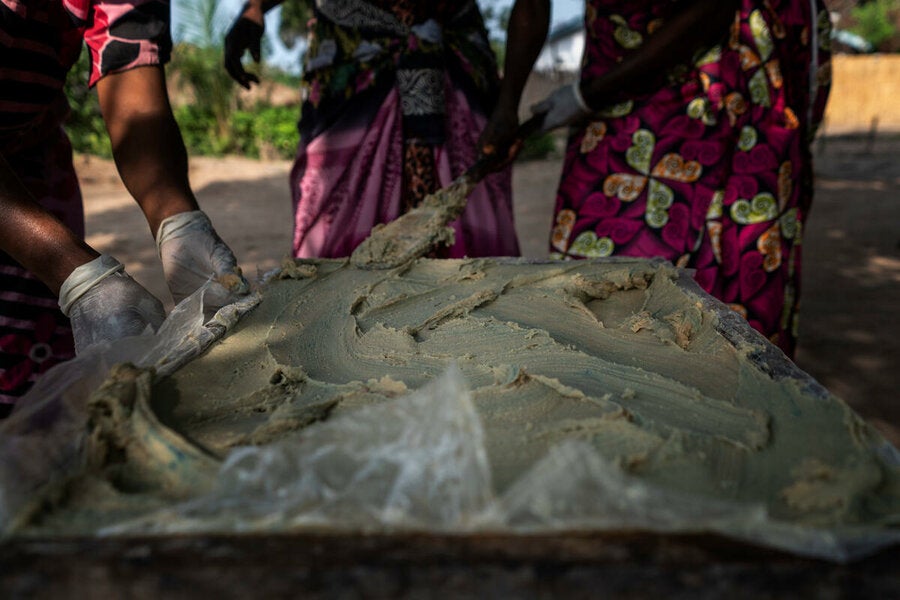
[75,134,900,446]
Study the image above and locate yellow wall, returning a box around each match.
[824,54,900,134]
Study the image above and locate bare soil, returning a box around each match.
[76,134,900,446]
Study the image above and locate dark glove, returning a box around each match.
[59,255,167,354]
[224,13,264,89]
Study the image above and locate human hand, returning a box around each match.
[478,104,523,169]
[224,11,265,89]
[157,210,250,311]
[59,255,167,354]
[531,82,594,132]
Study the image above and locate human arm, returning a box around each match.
[0,155,98,295]
[96,65,249,308]
[224,0,286,89]
[478,0,551,161]
[580,0,739,110]
[0,156,165,351]
[536,0,740,131]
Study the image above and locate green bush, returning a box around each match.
[247,105,300,159]
[171,104,298,160]
[851,0,900,51]
[63,49,112,157]
[516,131,557,162]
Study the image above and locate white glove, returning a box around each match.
[156,210,250,310]
[531,82,594,132]
[59,255,167,354]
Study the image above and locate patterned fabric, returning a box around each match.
[0,0,172,153]
[291,0,519,258]
[292,81,518,259]
[0,128,80,410]
[0,0,171,411]
[551,0,831,356]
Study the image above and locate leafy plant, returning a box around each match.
[63,48,112,157]
[277,0,314,46]
[517,131,557,162]
[850,0,900,51]
[169,0,239,146]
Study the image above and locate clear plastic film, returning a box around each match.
[0,282,259,532]
[2,263,899,563]
[97,363,900,562]
[101,363,495,534]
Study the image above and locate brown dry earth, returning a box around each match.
[76,134,900,446]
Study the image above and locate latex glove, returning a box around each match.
[157,210,250,310]
[531,82,594,132]
[59,255,167,354]
[224,13,264,89]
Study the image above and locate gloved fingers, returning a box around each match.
[157,210,250,308]
[66,270,167,354]
[210,242,250,294]
[58,254,125,316]
[224,17,264,89]
[250,34,261,64]
[534,84,592,133]
[530,97,552,117]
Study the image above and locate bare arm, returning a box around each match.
[479,0,551,156]
[95,65,199,237]
[0,155,98,295]
[580,0,739,109]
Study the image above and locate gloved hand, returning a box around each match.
[59,255,167,354]
[157,210,250,311]
[531,82,595,132]
[224,12,264,89]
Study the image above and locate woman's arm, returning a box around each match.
[0,155,98,295]
[479,0,551,158]
[96,65,199,237]
[0,155,166,349]
[533,0,740,132]
[579,0,740,108]
[96,65,249,308]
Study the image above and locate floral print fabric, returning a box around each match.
[551,0,831,356]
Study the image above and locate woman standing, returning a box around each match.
[225,0,524,259]
[485,0,832,357]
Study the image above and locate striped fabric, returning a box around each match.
[0,0,171,412]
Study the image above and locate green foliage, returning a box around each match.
[173,103,298,160]
[64,0,301,160]
[480,0,511,66]
[516,131,557,162]
[169,41,237,140]
[277,0,314,46]
[63,48,112,157]
[246,105,300,159]
[850,0,900,51]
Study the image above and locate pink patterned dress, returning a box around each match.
[550,0,831,357]
[0,0,171,413]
